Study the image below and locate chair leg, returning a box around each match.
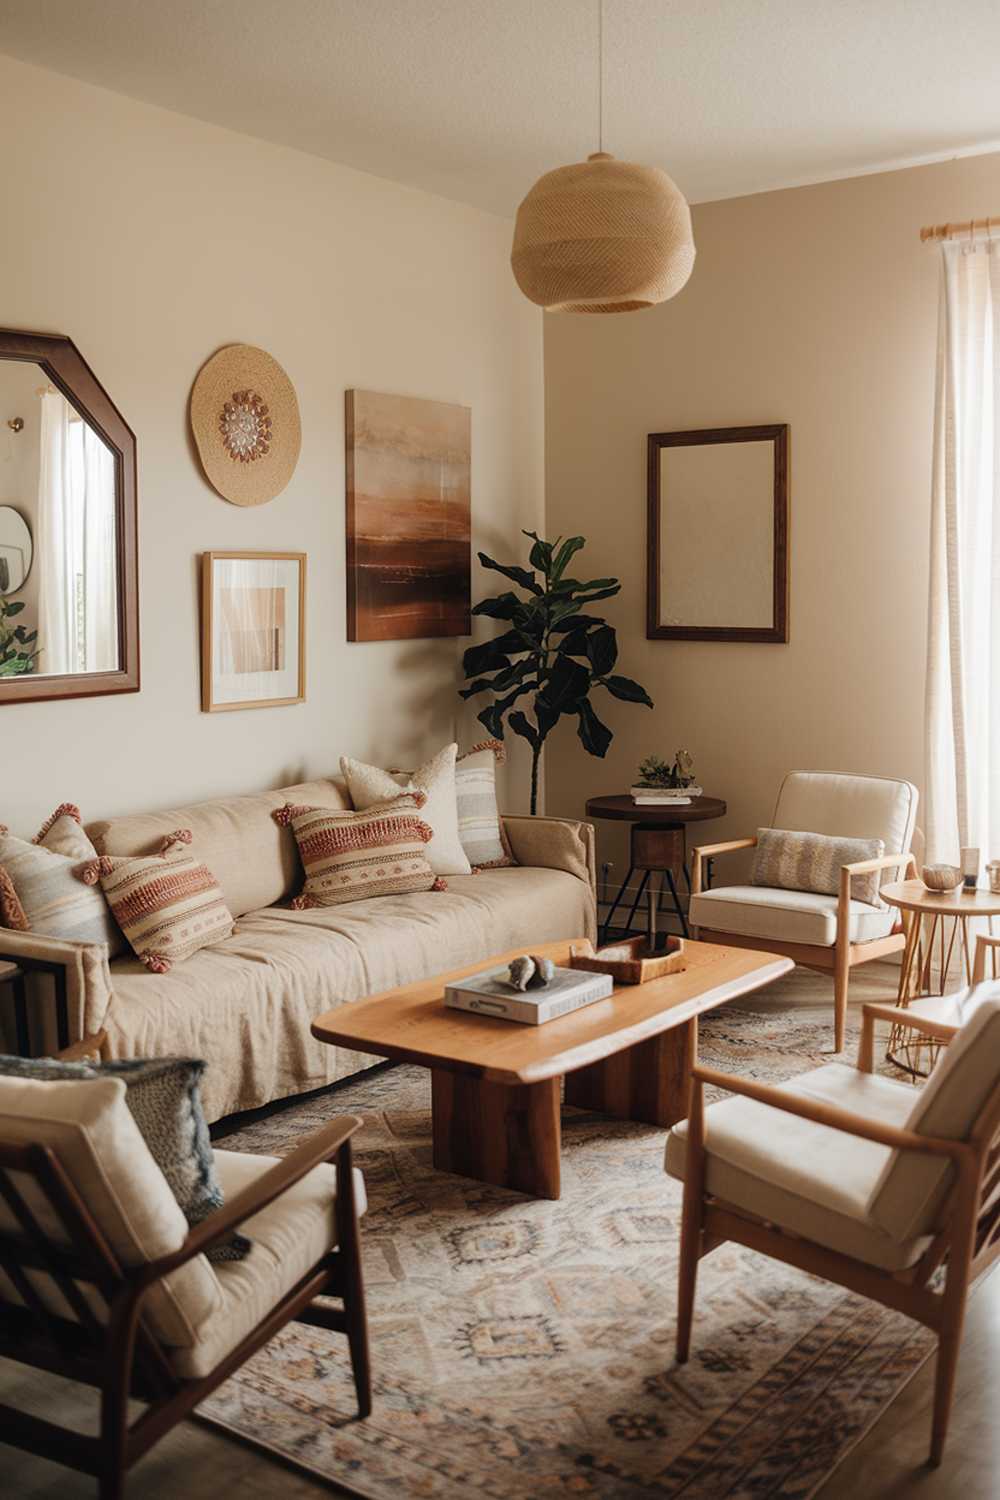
[930,1321,964,1467]
[341,1210,372,1418]
[833,940,850,1053]
[675,1191,700,1364]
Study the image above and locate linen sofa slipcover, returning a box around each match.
[1,776,597,1121]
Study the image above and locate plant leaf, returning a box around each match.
[507,710,539,749]
[538,653,591,713]
[477,682,537,739]
[550,614,605,634]
[477,552,542,596]
[462,628,526,677]
[471,592,527,622]
[527,535,553,573]
[4,601,25,617]
[585,624,618,676]
[549,536,586,583]
[577,699,614,758]
[602,674,654,707]
[570,583,621,605]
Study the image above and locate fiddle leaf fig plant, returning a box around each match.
[0,598,39,677]
[460,531,653,814]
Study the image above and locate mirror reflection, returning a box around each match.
[0,361,118,677]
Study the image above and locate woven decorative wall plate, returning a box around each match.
[190,344,301,506]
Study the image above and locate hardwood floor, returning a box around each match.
[2,962,997,1499]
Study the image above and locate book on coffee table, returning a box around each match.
[444,964,613,1025]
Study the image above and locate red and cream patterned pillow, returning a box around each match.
[274,793,445,908]
[78,831,235,973]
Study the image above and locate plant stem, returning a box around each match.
[530,741,541,817]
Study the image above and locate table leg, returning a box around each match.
[431,1070,561,1199]
[564,1019,696,1128]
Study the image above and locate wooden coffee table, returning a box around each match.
[312,937,791,1200]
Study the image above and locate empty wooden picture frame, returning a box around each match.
[647,424,789,643]
[201,550,306,711]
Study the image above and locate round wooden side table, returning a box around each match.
[585,794,727,944]
[880,879,1000,1076]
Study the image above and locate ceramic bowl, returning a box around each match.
[921,863,962,892]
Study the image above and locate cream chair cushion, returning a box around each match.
[689,885,895,946]
[870,991,1000,1241]
[772,772,918,856]
[170,1149,366,1380]
[665,1063,933,1271]
[0,1075,220,1346]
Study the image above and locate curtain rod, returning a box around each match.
[920,216,1000,243]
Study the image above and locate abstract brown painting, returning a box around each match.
[346,389,471,641]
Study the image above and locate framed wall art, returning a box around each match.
[346,389,471,641]
[647,423,789,643]
[201,550,306,711]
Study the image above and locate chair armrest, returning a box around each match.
[691,837,757,896]
[501,815,596,889]
[973,933,1000,983]
[690,1063,965,1160]
[133,1114,364,1286]
[857,1001,957,1072]
[837,852,916,944]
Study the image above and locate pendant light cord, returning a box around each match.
[597,0,604,153]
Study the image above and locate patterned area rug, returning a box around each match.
[198,997,933,1499]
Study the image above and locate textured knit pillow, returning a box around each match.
[0,1053,249,1262]
[752,828,886,907]
[455,741,515,869]
[341,742,472,876]
[275,793,444,908]
[0,803,122,953]
[78,831,235,973]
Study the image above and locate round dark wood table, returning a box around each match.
[585,794,727,942]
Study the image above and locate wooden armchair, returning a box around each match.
[0,1070,370,1500]
[690,771,919,1050]
[666,996,1000,1467]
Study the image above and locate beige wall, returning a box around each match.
[544,152,1000,885]
[0,54,543,836]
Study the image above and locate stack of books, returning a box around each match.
[444,964,613,1025]
[630,784,703,806]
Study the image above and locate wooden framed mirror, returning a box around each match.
[647,423,788,643]
[0,330,138,704]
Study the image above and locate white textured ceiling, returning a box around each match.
[2,0,999,216]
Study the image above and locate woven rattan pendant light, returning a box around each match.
[511,1,695,313]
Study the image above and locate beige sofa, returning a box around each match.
[1,775,597,1121]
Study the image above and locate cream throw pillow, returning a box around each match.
[751,828,886,907]
[341,743,471,876]
[0,803,123,953]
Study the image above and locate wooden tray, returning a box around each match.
[568,935,687,985]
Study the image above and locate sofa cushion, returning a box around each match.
[690,885,896,946]
[341,743,472,877]
[170,1150,366,1380]
[81,831,235,973]
[102,866,596,1121]
[456,742,515,868]
[665,1063,932,1271]
[0,804,122,953]
[0,1074,220,1346]
[275,794,443,907]
[86,777,351,920]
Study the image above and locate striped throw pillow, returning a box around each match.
[79,831,235,973]
[455,742,515,869]
[275,793,444,908]
[0,804,123,952]
[751,828,886,907]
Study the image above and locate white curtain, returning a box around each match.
[925,237,1000,864]
[36,390,118,675]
